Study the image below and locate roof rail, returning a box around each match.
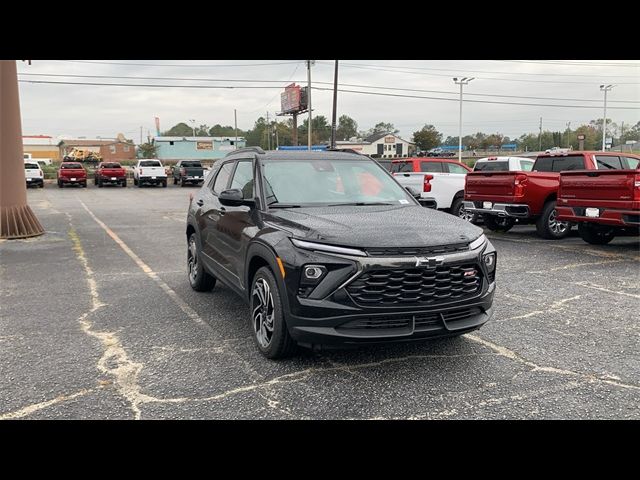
[225,146,265,157]
[325,147,362,155]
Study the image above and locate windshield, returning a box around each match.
[261,158,413,207]
[140,160,161,167]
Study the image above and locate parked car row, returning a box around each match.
[25,159,209,189]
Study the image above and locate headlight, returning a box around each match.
[483,252,496,273]
[290,238,367,257]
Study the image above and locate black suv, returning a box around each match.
[186,148,496,358]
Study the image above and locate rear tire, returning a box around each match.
[82,181,87,188]
[133,177,138,186]
[181,178,186,187]
[451,197,477,223]
[484,215,515,232]
[536,200,571,240]
[250,266,297,359]
[58,180,63,188]
[187,233,216,292]
[578,223,615,245]
[98,179,103,188]
[162,179,167,188]
[173,176,178,185]
[121,179,127,187]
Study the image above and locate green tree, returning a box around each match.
[336,115,358,141]
[162,122,193,136]
[209,124,244,137]
[137,142,158,158]
[298,115,332,144]
[363,122,399,138]
[485,133,505,151]
[620,120,640,143]
[412,124,442,151]
[245,117,268,148]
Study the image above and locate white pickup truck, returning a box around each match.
[390,157,474,220]
[473,156,535,172]
[133,159,167,188]
[24,160,44,188]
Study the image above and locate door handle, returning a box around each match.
[196,199,204,206]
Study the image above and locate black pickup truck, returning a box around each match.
[172,160,205,186]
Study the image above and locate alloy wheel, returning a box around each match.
[458,204,475,222]
[188,237,198,284]
[548,209,569,235]
[252,278,275,348]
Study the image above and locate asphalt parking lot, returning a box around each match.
[1,183,639,419]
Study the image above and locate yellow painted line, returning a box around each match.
[276,257,286,279]
[78,200,206,327]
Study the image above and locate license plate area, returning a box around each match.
[585,208,600,218]
[483,201,493,209]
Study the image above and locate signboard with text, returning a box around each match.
[196,141,213,150]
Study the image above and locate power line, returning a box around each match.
[17,79,640,110]
[54,60,301,67]
[319,61,640,78]
[18,72,640,103]
[319,62,640,85]
[495,60,640,68]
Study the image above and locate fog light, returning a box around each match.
[483,252,496,273]
[304,266,324,280]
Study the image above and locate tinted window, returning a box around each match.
[595,155,622,170]
[390,161,413,173]
[552,156,585,172]
[521,160,534,172]
[230,161,254,199]
[24,163,39,169]
[140,160,161,167]
[420,162,443,173]
[181,161,202,168]
[212,162,234,194]
[61,163,82,169]
[624,156,639,169]
[376,159,393,171]
[447,163,469,174]
[474,161,509,171]
[533,158,553,171]
[102,162,121,168]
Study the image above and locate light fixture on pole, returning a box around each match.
[453,77,474,162]
[189,118,197,150]
[599,84,614,152]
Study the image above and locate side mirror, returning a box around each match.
[219,188,255,207]
[405,186,421,199]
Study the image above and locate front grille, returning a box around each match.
[366,243,468,257]
[346,264,482,307]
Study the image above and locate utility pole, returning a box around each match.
[307,60,314,150]
[189,119,196,151]
[330,60,339,149]
[266,111,271,150]
[620,120,625,147]
[453,77,474,162]
[234,109,238,150]
[538,117,543,151]
[275,120,279,149]
[140,126,143,145]
[566,122,571,148]
[600,84,614,151]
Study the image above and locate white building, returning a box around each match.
[336,133,414,158]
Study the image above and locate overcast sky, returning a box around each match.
[16,60,639,143]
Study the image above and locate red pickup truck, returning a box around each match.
[57,162,87,188]
[94,162,127,187]
[463,151,630,239]
[556,154,640,244]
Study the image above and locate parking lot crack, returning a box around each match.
[0,389,93,420]
[466,334,640,392]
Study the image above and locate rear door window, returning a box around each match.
[623,156,640,169]
[229,161,254,199]
[182,161,202,168]
[595,155,623,170]
[447,163,469,174]
[420,162,443,173]
[390,161,413,173]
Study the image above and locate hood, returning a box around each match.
[265,204,483,248]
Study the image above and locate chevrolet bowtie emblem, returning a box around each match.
[415,256,444,268]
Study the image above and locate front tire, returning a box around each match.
[484,215,515,232]
[58,180,63,188]
[121,179,127,187]
[187,233,216,292]
[536,200,571,239]
[133,177,138,186]
[451,197,477,223]
[250,266,297,359]
[162,179,167,188]
[578,223,615,245]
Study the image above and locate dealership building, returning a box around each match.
[153,136,247,160]
[336,133,415,158]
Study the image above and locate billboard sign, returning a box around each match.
[196,141,213,150]
[577,134,585,140]
[281,83,308,113]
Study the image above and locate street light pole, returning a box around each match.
[307,60,314,151]
[600,84,614,152]
[453,77,474,162]
[189,118,196,151]
[330,60,339,149]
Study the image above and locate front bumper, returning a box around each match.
[463,201,530,218]
[281,235,496,346]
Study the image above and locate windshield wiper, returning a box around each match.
[268,203,302,208]
[327,202,395,206]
